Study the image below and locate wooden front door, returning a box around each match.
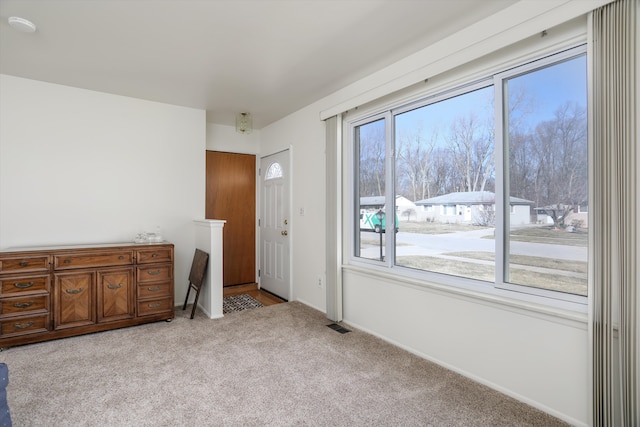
[206,151,256,286]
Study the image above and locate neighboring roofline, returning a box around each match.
[415,191,533,206]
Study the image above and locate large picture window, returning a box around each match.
[350,46,588,304]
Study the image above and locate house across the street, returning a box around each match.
[415,191,533,226]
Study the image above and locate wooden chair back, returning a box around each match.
[189,249,209,289]
[182,249,209,319]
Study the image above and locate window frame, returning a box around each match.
[494,45,588,305]
[352,112,392,266]
[347,44,589,308]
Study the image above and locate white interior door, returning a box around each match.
[260,150,290,300]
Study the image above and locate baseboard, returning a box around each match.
[294,298,326,315]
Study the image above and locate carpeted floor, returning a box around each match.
[1,302,568,426]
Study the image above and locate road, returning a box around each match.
[361,227,587,262]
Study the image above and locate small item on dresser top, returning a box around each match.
[136,227,162,243]
[151,226,163,242]
[134,232,148,243]
[146,232,162,243]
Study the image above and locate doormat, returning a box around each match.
[223,294,264,314]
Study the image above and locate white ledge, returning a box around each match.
[192,219,226,319]
[194,219,226,228]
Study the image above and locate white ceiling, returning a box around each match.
[0,0,517,129]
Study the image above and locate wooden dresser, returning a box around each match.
[0,242,174,348]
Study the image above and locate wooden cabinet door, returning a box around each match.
[97,267,134,323]
[206,151,256,286]
[54,271,95,330]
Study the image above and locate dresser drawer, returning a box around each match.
[137,265,173,283]
[0,314,49,338]
[136,247,173,264]
[0,295,49,317]
[137,282,172,299]
[0,255,50,274]
[137,297,173,316]
[0,274,50,295]
[54,251,133,270]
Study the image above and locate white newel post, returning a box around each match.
[193,219,226,319]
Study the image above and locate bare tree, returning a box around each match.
[536,204,574,228]
[447,113,494,193]
[358,121,386,197]
[429,148,457,197]
[508,129,538,200]
[396,126,437,201]
[531,102,588,227]
[473,204,496,226]
[403,208,416,221]
[506,83,539,202]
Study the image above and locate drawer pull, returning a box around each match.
[20,261,28,267]
[64,259,71,264]
[148,270,161,276]
[148,286,161,291]
[14,281,34,289]
[152,253,158,258]
[14,321,34,329]
[66,287,84,294]
[148,303,161,308]
[108,283,123,290]
[119,256,125,260]
[13,301,35,309]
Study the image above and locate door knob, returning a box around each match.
[281,230,288,236]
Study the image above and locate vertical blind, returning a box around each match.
[591,0,638,425]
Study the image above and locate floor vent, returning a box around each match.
[327,323,351,334]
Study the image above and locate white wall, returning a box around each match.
[205,123,261,286]
[260,93,591,426]
[206,123,260,154]
[0,75,205,305]
[208,115,327,310]
[342,270,588,424]
[259,87,590,424]
[258,3,603,425]
[259,103,327,310]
